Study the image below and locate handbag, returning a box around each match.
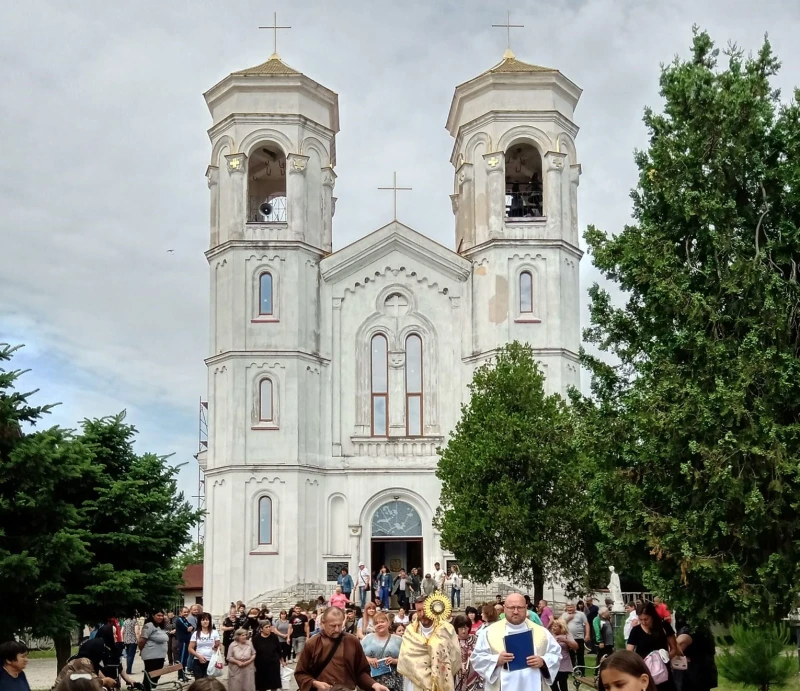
[207,649,224,678]
[644,650,670,685]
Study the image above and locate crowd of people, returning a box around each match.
[0,569,716,691]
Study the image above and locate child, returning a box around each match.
[598,650,656,691]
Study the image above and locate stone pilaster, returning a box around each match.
[455,161,474,249]
[483,151,505,237]
[544,151,566,236]
[569,163,582,246]
[322,166,337,253]
[206,165,219,248]
[286,153,309,237]
[224,153,247,240]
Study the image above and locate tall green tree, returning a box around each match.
[0,344,95,643]
[435,342,583,602]
[578,29,800,624]
[54,412,201,667]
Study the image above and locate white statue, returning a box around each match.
[608,565,624,612]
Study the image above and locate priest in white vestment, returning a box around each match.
[471,594,561,691]
[398,596,460,691]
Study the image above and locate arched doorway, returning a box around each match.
[370,500,423,602]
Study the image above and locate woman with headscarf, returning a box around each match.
[226,629,256,691]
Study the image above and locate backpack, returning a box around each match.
[644,651,670,685]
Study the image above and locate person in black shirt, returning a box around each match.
[222,605,238,659]
[289,607,309,658]
[626,602,679,691]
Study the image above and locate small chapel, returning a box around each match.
[199,21,582,615]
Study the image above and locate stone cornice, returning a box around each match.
[462,347,580,365]
[202,463,441,477]
[205,239,327,262]
[450,110,580,166]
[205,350,330,366]
[204,73,340,133]
[207,113,336,151]
[447,70,582,136]
[463,237,584,260]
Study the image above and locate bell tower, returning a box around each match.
[446,48,583,395]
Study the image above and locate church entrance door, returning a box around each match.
[370,500,424,609]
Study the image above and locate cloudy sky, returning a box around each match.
[1,0,799,507]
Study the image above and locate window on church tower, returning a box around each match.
[520,271,533,313]
[259,379,273,422]
[247,146,287,222]
[371,334,388,436]
[258,496,272,544]
[405,334,423,437]
[259,272,273,315]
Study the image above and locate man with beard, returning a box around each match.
[294,607,389,691]
[471,594,561,691]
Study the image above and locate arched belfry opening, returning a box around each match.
[247,145,287,222]
[504,143,544,219]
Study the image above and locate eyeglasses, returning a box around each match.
[506,606,526,611]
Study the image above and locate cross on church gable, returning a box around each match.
[384,293,408,317]
[258,11,291,58]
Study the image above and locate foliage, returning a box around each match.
[174,540,204,574]
[716,623,796,691]
[0,343,200,669]
[62,412,201,626]
[434,342,584,600]
[576,28,800,624]
[0,344,96,642]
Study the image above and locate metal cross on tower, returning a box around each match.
[378,171,412,221]
[259,11,291,58]
[492,11,524,56]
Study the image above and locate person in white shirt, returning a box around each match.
[623,601,641,641]
[188,612,221,679]
[448,565,463,609]
[432,562,446,592]
[358,561,371,609]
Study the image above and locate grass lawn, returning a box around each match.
[27,646,78,659]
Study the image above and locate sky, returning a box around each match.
[1,0,799,509]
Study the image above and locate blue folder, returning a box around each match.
[504,630,535,672]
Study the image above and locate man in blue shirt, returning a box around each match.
[337,567,354,602]
[0,641,30,691]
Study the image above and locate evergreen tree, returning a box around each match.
[716,623,796,691]
[435,342,584,601]
[578,29,800,623]
[0,344,95,643]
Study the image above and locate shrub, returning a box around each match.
[716,622,796,691]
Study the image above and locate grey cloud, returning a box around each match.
[1,0,799,483]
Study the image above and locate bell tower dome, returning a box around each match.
[446,49,582,251]
[446,49,583,395]
[204,51,339,252]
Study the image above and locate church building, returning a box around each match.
[199,36,582,615]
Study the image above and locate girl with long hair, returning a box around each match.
[599,650,657,691]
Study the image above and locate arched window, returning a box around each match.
[405,334,423,437]
[247,145,287,222]
[505,143,544,219]
[258,496,272,544]
[259,379,273,422]
[371,334,388,436]
[259,272,273,315]
[520,271,533,313]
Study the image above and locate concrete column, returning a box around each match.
[206,165,219,248]
[569,163,582,246]
[224,153,247,240]
[483,151,505,237]
[322,166,336,253]
[544,151,566,237]
[287,153,310,238]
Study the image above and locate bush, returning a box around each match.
[716,622,796,691]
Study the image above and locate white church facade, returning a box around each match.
[199,44,583,615]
